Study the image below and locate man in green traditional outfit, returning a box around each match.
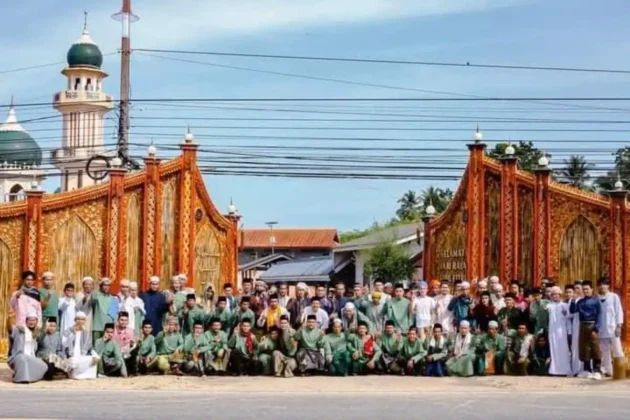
[208,297,232,332]
[228,318,260,375]
[295,314,326,374]
[341,302,375,335]
[178,294,205,337]
[382,284,412,335]
[445,320,476,377]
[323,318,352,376]
[137,320,156,375]
[348,321,381,375]
[154,317,184,375]
[230,296,255,334]
[94,323,127,377]
[39,272,59,327]
[204,318,230,374]
[529,333,551,376]
[378,320,401,373]
[91,278,115,343]
[258,326,279,375]
[272,315,298,378]
[391,327,426,375]
[505,322,533,376]
[497,293,522,333]
[424,323,449,377]
[182,321,210,376]
[529,288,550,336]
[474,320,505,376]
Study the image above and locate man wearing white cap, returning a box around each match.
[474,320,505,375]
[287,282,310,329]
[39,272,59,326]
[445,320,475,377]
[61,311,99,380]
[448,281,472,331]
[91,278,115,343]
[141,276,169,336]
[8,312,48,383]
[75,277,95,333]
[119,280,146,336]
[547,286,571,376]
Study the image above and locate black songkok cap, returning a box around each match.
[358,320,368,328]
[240,296,251,303]
[279,315,289,321]
[433,323,443,330]
[186,293,196,300]
[385,320,395,327]
[47,317,57,323]
[104,323,115,330]
[532,287,542,294]
[597,277,610,286]
[307,314,317,321]
[118,311,129,318]
[504,292,516,300]
[142,320,152,327]
[217,296,227,303]
[193,320,204,327]
[582,280,593,288]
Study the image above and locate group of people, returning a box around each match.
[6,271,624,383]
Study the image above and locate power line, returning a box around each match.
[134,48,630,75]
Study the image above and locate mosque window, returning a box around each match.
[86,78,92,91]
[74,78,81,90]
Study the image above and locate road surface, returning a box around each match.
[1,388,629,419]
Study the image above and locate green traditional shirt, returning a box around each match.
[138,335,156,358]
[183,333,211,355]
[379,332,401,357]
[91,290,113,332]
[207,308,232,332]
[497,307,522,331]
[348,334,382,363]
[423,336,449,361]
[529,300,550,334]
[154,331,184,355]
[382,297,412,333]
[476,333,506,356]
[257,336,276,356]
[323,332,350,359]
[229,333,259,358]
[400,337,426,363]
[95,338,127,376]
[39,288,59,319]
[231,308,256,329]
[173,291,187,312]
[178,306,205,337]
[204,330,229,354]
[295,327,325,351]
[277,328,298,357]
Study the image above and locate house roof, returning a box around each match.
[240,228,339,249]
[259,257,333,283]
[238,253,292,271]
[335,223,422,252]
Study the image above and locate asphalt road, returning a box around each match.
[1,389,629,419]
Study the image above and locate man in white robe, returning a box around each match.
[8,312,48,383]
[120,281,146,336]
[59,282,77,335]
[546,286,571,376]
[433,282,453,337]
[567,281,583,376]
[61,311,99,380]
[597,277,624,377]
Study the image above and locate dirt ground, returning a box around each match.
[1,363,629,393]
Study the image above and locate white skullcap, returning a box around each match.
[120,279,130,287]
[489,276,499,283]
[296,282,308,290]
[384,282,393,287]
[170,276,180,284]
[478,280,487,287]
[75,311,87,319]
[344,302,355,310]
[488,320,499,329]
[99,277,111,286]
[26,311,39,320]
[150,276,160,284]
[332,318,343,326]
[129,281,138,290]
[550,286,562,294]
[495,284,503,291]
[42,271,54,278]
[177,273,187,281]
[461,281,470,289]
[459,320,470,328]
[82,276,94,284]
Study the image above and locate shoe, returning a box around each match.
[577,371,589,379]
[592,372,602,381]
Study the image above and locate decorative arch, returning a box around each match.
[125,194,142,282]
[50,214,98,290]
[0,238,12,345]
[194,224,221,297]
[160,178,178,288]
[9,184,24,202]
[559,215,601,287]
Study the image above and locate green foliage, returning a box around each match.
[339,217,412,243]
[559,155,593,189]
[396,190,421,221]
[595,147,630,192]
[487,141,548,172]
[420,186,453,214]
[364,240,416,284]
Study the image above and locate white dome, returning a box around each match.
[538,155,549,167]
[426,204,436,216]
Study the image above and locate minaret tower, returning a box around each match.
[53,13,114,191]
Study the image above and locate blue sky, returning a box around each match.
[1,0,630,231]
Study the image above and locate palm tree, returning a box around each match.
[560,155,592,188]
[396,190,420,221]
[420,186,452,214]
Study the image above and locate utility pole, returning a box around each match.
[112,0,139,162]
[265,221,278,255]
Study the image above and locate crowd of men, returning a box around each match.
[6,271,624,383]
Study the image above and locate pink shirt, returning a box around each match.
[10,291,42,327]
[113,326,135,351]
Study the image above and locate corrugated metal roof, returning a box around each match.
[240,228,339,249]
[259,257,333,283]
[335,223,422,252]
[238,253,292,271]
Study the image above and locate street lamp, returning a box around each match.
[265,221,278,255]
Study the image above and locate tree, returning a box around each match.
[396,190,421,221]
[419,186,453,214]
[364,240,416,284]
[487,141,547,172]
[559,155,592,188]
[595,147,630,192]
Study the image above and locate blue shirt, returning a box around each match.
[570,296,601,325]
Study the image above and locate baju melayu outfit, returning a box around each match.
[229,332,261,375]
[204,329,230,373]
[529,299,550,336]
[423,335,448,377]
[113,326,137,374]
[445,333,476,377]
[39,287,59,326]
[295,327,325,373]
[348,334,381,375]
[302,307,330,330]
[91,291,114,342]
[323,331,351,376]
[140,290,168,336]
[230,308,256,332]
[154,330,184,373]
[119,295,146,336]
[287,298,310,329]
[209,307,233,333]
[257,336,277,375]
[8,326,48,383]
[383,297,412,334]
[447,295,471,332]
[94,338,127,377]
[178,306,206,337]
[75,292,94,333]
[61,327,98,380]
[182,333,210,375]
[569,296,602,374]
[505,333,533,376]
[393,337,426,375]
[363,302,385,333]
[58,296,76,336]
[341,311,375,335]
[272,329,298,377]
[598,292,624,376]
[36,331,64,379]
[547,301,571,376]
[378,332,401,372]
[497,306,522,333]
[567,297,583,376]
[530,342,551,376]
[434,294,454,336]
[474,333,505,376]
[136,334,157,374]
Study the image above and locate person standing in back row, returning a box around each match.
[597,277,623,377]
[569,280,602,380]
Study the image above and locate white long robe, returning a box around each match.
[567,298,582,375]
[547,301,571,375]
[66,330,98,380]
[58,297,76,335]
[599,292,624,375]
[434,294,453,334]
